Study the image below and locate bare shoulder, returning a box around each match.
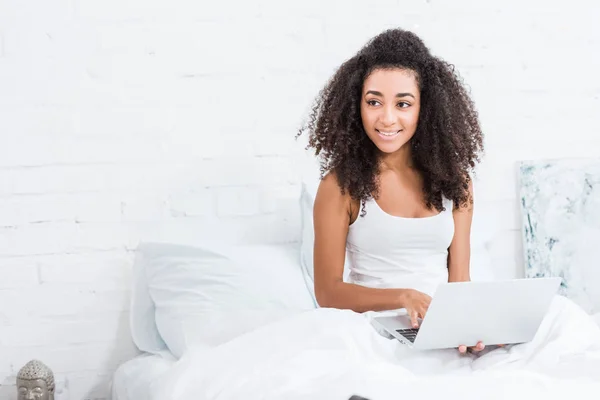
[316,172,345,198]
[314,171,354,224]
[315,172,349,208]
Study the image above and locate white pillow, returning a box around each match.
[130,250,169,355]
[138,241,316,358]
[469,244,495,281]
[129,219,236,355]
[469,201,498,281]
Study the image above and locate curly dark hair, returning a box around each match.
[297,28,484,214]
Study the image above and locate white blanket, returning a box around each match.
[151,295,600,400]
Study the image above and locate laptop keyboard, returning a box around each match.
[396,328,419,343]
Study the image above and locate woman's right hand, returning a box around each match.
[401,289,432,328]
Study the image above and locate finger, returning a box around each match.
[467,342,484,353]
[458,345,467,354]
[473,341,485,351]
[410,311,419,328]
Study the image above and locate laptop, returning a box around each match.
[371,277,562,350]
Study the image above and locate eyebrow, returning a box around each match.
[365,90,415,99]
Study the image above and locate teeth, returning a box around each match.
[379,131,399,136]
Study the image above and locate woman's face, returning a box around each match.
[360,68,421,155]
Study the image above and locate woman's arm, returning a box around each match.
[312,173,428,315]
[448,180,489,354]
[447,180,474,282]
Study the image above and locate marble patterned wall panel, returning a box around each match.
[519,157,600,314]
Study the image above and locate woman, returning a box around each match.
[150,29,600,399]
[299,28,487,354]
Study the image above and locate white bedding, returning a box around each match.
[111,352,175,400]
[146,295,600,400]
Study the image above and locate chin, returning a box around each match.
[367,131,411,154]
[376,145,402,154]
[371,138,409,154]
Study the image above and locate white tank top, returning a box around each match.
[346,196,455,297]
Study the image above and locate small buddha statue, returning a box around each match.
[16,360,55,400]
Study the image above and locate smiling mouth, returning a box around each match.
[376,129,402,137]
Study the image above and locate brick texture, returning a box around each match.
[1,0,599,398]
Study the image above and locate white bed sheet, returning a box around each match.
[149,297,600,400]
[112,311,600,400]
[111,351,176,400]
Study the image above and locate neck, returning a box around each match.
[379,144,414,173]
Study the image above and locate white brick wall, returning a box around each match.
[1,0,599,398]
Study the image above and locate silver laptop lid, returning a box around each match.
[413,277,562,349]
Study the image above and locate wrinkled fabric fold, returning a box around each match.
[150,295,600,400]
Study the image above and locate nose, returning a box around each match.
[379,104,396,127]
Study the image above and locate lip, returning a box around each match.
[376,129,402,141]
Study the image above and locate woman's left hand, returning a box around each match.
[458,341,485,354]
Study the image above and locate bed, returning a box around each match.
[110,181,600,400]
[110,240,318,400]
[112,313,600,400]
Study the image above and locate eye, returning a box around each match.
[397,102,410,108]
[366,99,381,106]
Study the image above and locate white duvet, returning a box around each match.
[151,295,600,400]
